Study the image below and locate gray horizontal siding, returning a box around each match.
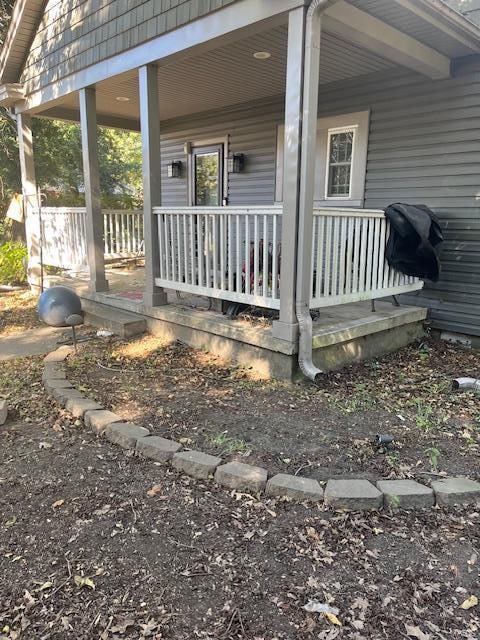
[157,64,480,336]
[21,0,239,93]
[160,100,281,207]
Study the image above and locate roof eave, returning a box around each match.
[418,0,480,49]
[0,82,25,106]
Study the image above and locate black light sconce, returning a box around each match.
[227,153,245,173]
[167,160,182,178]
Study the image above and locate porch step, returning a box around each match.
[83,306,146,338]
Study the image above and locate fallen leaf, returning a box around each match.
[110,619,135,634]
[324,612,342,626]
[146,485,163,497]
[51,499,64,508]
[405,624,430,640]
[460,595,478,610]
[34,581,53,592]
[93,504,111,516]
[74,575,95,590]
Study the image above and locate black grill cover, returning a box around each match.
[384,203,444,282]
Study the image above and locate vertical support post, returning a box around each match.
[17,113,40,286]
[138,64,168,306]
[271,6,306,342]
[296,6,323,318]
[79,87,109,293]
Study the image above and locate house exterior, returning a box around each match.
[1,0,480,378]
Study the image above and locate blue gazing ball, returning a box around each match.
[38,286,83,328]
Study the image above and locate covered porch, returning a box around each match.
[14,0,477,377]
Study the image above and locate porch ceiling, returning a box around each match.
[38,23,397,128]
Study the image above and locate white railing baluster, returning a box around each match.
[236,215,241,294]
[315,216,324,299]
[198,215,203,287]
[339,216,347,296]
[253,215,259,296]
[272,214,278,300]
[220,214,225,291]
[157,212,164,279]
[324,217,333,296]
[345,217,353,295]
[263,214,268,297]
[228,215,233,292]
[245,214,250,295]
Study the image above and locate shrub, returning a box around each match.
[0,241,28,285]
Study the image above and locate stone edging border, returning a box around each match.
[43,345,480,511]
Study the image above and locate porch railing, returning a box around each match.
[310,208,421,308]
[153,206,282,309]
[153,205,423,309]
[39,207,144,269]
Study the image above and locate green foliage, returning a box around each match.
[413,398,434,431]
[425,446,441,472]
[209,431,248,454]
[0,241,27,284]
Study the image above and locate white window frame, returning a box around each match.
[275,110,370,208]
[325,125,356,200]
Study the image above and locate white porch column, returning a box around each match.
[17,113,40,286]
[138,64,168,307]
[79,86,109,293]
[271,6,307,342]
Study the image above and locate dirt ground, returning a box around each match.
[1,355,480,639]
[66,334,480,483]
[0,289,38,336]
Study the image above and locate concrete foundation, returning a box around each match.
[78,295,426,381]
[38,270,427,381]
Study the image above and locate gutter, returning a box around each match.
[421,0,480,45]
[296,0,339,382]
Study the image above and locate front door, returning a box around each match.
[191,144,224,206]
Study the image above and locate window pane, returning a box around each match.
[329,131,353,164]
[328,164,351,196]
[195,152,219,206]
[327,130,354,197]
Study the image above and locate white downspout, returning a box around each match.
[296,0,339,382]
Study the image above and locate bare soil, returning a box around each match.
[0,289,39,336]
[67,334,480,483]
[0,356,479,639]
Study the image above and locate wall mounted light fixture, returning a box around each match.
[167,160,182,178]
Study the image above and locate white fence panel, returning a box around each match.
[40,207,88,269]
[39,207,144,269]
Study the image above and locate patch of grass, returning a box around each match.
[413,399,435,432]
[385,450,400,468]
[425,446,441,472]
[209,431,248,455]
[417,341,432,361]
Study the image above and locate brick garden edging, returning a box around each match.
[43,346,480,510]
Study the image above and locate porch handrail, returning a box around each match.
[153,205,423,310]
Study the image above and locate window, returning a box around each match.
[326,128,355,198]
[275,110,369,207]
